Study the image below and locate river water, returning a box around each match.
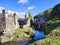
[18,30,45,45]
[1,30,45,45]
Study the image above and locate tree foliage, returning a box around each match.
[51,4,60,20]
[34,4,60,21]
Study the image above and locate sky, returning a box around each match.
[0,0,60,18]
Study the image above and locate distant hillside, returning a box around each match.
[31,20,60,45]
[31,4,60,45]
[34,3,60,20]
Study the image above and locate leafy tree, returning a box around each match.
[51,4,60,20]
[34,4,60,21]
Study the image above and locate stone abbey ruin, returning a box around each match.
[0,9,33,42]
[0,9,20,35]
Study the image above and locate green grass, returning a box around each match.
[13,27,34,38]
[31,27,60,45]
[13,20,60,45]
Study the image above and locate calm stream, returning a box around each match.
[18,30,45,45]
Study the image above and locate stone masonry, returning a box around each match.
[0,9,19,35]
[0,9,33,43]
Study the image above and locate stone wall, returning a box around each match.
[0,17,5,33]
[13,13,19,29]
[0,9,33,35]
[0,9,33,43]
[0,9,19,35]
[4,16,15,35]
[23,18,30,28]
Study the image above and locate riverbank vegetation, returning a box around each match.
[13,27,34,41]
[12,4,60,45]
[31,20,60,45]
[30,4,60,45]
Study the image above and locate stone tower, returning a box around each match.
[2,9,8,32]
[2,9,9,34]
[2,9,8,18]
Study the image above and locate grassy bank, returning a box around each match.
[31,20,60,45]
[13,27,34,38]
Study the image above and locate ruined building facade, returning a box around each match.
[0,9,33,35]
[0,9,19,35]
[0,9,34,43]
[18,12,31,28]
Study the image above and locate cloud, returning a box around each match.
[7,10,26,18]
[16,12,26,18]
[8,10,26,18]
[8,10,15,15]
[27,6,35,10]
[0,6,26,18]
[0,7,5,13]
[18,0,29,4]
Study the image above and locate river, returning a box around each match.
[18,30,45,45]
[1,30,45,45]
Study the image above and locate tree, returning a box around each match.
[51,4,60,20]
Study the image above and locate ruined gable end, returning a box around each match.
[2,9,8,18]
